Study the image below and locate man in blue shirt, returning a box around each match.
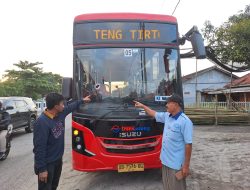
[134,94,193,190]
[33,92,90,190]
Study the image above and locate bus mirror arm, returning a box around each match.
[179,26,206,59]
[179,26,198,44]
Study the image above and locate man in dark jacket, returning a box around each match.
[33,93,90,190]
[0,101,11,157]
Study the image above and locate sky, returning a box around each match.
[0,0,249,79]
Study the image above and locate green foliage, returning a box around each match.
[0,61,62,99]
[202,5,250,68]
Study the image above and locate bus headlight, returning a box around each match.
[77,144,82,150]
[72,127,94,157]
[72,128,84,153]
[73,129,79,136]
[76,136,81,142]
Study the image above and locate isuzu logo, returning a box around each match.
[111,125,151,138]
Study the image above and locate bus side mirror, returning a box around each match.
[190,32,206,59]
[62,77,72,100]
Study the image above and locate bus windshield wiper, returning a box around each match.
[90,104,124,126]
[89,97,137,125]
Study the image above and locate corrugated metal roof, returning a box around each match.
[224,73,250,88]
[182,66,238,82]
[208,86,250,94]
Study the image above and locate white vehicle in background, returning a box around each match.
[35,101,46,116]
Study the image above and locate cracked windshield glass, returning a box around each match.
[76,48,178,117]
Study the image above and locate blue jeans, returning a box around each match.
[38,158,62,190]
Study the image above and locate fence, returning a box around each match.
[185,101,250,112]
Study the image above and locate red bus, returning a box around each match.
[62,13,205,172]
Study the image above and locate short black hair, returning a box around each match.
[167,94,183,108]
[46,92,64,110]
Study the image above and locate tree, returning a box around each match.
[0,61,62,99]
[202,5,250,69]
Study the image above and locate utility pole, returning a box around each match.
[195,59,198,107]
[228,63,233,109]
[215,94,218,126]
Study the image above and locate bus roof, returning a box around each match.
[74,13,177,23]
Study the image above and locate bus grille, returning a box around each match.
[106,147,154,154]
[103,138,156,145]
[99,137,160,154]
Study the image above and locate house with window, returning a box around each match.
[182,66,238,105]
[207,73,250,102]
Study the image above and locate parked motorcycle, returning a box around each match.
[0,101,13,161]
[0,124,13,161]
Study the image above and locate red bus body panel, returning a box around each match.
[72,121,162,172]
[74,13,177,23]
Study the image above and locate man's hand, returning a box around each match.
[38,171,48,183]
[134,100,156,117]
[83,95,91,103]
[182,143,192,178]
[134,101,145,109]
[181,164,190,178]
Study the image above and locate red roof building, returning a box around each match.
[225,73,250,88]
[208,73,250,102]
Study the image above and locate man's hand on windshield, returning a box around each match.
[134,100,156,117]
[83,95,91,103]
[134,101,145,109]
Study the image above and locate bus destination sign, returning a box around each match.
[74,22,177,45]
[93,29,161,41]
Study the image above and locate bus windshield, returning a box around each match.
[76,48,178,109]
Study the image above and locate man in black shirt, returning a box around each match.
[0,101,11,159]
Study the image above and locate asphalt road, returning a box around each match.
[0,115,250,190]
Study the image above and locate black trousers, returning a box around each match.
[38,158,62,190]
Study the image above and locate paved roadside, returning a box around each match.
[0,116,250,190]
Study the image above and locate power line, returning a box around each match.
[172,0,181,15]
[159,0,181,15]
